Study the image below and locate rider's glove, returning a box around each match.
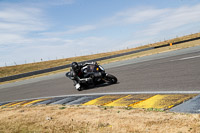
[86,77,93,83]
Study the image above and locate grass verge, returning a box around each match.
[0,105,200,133]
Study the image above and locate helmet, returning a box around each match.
[71,62,79,72]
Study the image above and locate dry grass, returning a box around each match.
[1,33,200,78]
[0,105,200,133]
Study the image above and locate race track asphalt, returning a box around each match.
[0,46,200,102]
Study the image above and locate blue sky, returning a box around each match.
[1,0,200,67]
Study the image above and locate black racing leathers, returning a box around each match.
[69,62,96,85]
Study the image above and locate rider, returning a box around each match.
[70,61,96,90]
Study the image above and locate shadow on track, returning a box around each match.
[80,82,120,91]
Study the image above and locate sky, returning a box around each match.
[1,0,200,67]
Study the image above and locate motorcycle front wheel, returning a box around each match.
[105,74,118,84]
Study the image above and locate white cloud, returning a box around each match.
[40,7,168,37]
[41,25,96,37]
[34,0,75,6]
[0,0,75,7]
[65,25,96,34]
[40,7,169,37]
[0,33,30,44]
[43,0,75,6]
[0,7,46,33]
[0,5,48,47]
[0,8,41,22]
[140,4,200,36]
[103,7,169,26]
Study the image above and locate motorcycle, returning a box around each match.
[66,62,118,91]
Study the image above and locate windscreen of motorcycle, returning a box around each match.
[99,65,105,71]
[87,65,96,72]
[85,64,101,72]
